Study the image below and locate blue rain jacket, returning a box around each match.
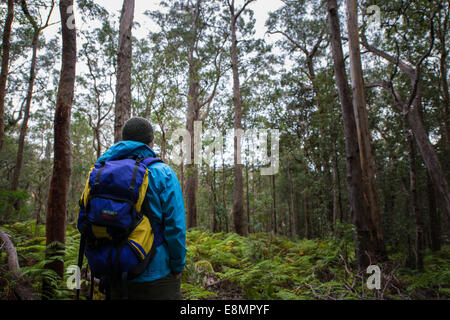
[97,140,186,282]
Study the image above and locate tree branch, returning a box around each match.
[235,0,256,20]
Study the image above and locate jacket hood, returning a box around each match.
[97,140,157,163]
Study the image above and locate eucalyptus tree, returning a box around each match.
[132,35,184,163]
[44,0,77,298]
[225,0,260,236]
[266,0,340,233]
[148,0,228,229]
[327,0,374,269]
[346,0,386,260]
[10,0,55,193]
[77,16,117,159]
[0,0,15,152]
[114,0,135,143]
[361,0,450,238]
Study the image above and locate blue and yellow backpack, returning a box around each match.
[76,156,164,299]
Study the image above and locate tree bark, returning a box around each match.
[184,0,222,229]
[229,0,253,236]
[185,0,201,229]
[271,174,277,234]
[245,158,251,234]
[287,156,297,239]
[114,0,135,143]
[10,31,39,192]
[0,0,14,152]
[327,0,373,269]
[303,194,309,239]
[346,0,386,259]
[185,74,199,229]
[437,5,450,150]
[427,172,441,252]
[333,143,344,223]
[211,150,218,233]
[222,151,228,233]
[44,0,76,298]
[403,117,424,271]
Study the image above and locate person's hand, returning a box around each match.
[173,273,182,279]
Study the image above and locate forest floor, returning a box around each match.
[0,220,449,300]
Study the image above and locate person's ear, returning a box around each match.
[148,141,154,148]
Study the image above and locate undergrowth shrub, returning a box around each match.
[0,221,449,300]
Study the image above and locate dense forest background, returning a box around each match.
[0,0,449,300]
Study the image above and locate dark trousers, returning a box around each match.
[111,273,182,300]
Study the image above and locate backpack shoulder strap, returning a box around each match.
[141,157,163,167]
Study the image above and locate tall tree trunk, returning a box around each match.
[222,152,228,233]
[403,117,424,271]
[180,136,184,195]
[95,127,101,159]
[333,144,344,222]
[211,151,218,233]
[10,31,39,192]
[245,159,251,234]
[271,174,277,234]
[11,0,55,193]
[185,0,201,230]
[427,172,441,252]
[36,138,52,237]
[184,0,221,229]
[332,162,338,228]
[0,0,14,152]
[43,0,76,298]
[437,6,450,150]
[160,126,166,162]
[287,156,296,239]
[327,0,373,269]
[346,0,386,260]
[114,0,134,143]
[185,77,199,229]
[408,92,450,234]
[303,194,309,239]
[229,0,249,236]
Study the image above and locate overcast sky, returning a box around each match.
[95,0,284,38]
[43,0,284,43]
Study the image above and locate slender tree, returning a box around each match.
[403,116,423,271]
[327,0,373,269]
[227,0,255,236]
[346,0,386,259]
[44,0,77,298]
[0,0,15,152]
[114,0,135,143]
[10,0,55,192]
[185,0,224,229]
[362,11,450,234]
[287,155,297,239]
[148,0,225,229]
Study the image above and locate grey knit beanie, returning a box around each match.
[122,117,154,144]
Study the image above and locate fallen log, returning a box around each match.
[0,229,20,274]
[0,229,40,300]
